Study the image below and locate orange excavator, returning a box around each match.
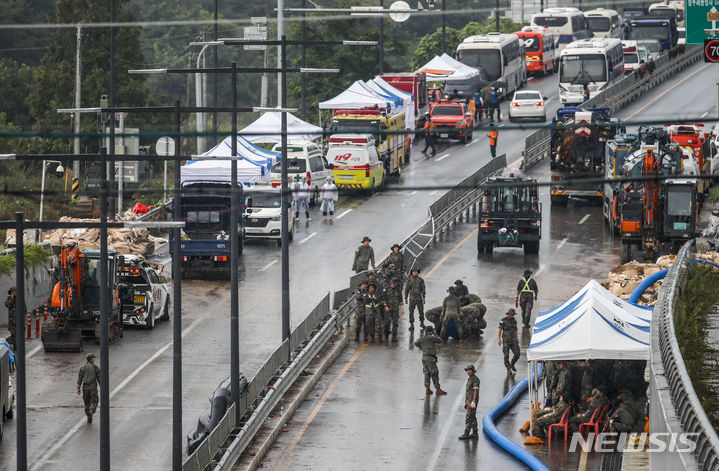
[42,243,123,352]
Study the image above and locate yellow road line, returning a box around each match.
[424,227,479,280]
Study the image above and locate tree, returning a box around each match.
[0,59,34,128]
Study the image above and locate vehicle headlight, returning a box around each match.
[457,120,466,126]
[271,216,282,221]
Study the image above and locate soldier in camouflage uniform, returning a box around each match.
[553,361,573,403]
[382,278,403,342]
[404,267,426,331]
[5,287,16,350]
[461,302,487,337]
[352,236,376,273]
[606,396,635,433]
[355,280,369,342]
[440,287,463,341]
[458,364,480,439]
[385,243,405,275]
[424,306,442,329]
[364,284,382,343]
[454,280,469,305]
[533,395,570,439]
[569,386,610,433]
[515,269,538,327]
[366,271,383,293]
[414,325,446,395]
[77,352,100,423]
[498,309,520,374]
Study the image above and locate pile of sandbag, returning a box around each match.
[600,253,685,306]
[425,294,488,338]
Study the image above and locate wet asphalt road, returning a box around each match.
[0,57,711,470]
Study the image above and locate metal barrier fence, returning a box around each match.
[521,45,702,172]
[650,241,719,471]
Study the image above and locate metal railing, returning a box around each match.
[650,241,719,471]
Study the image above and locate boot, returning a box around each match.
[370,336,375,344]
[87,413,92,424]
[436,387,447,396]
[409,323,414,331]
[323,216,328,224]
[458,431,471,440]
[378,336,383,344]
[469,430,479,439]
[511,362,517,372]
[364,336,368,342]
[426,387,433,395]
[329,216,333,225]
[354,336,359,342]
[392,336,398,342]
[420,321,425,329]
[506,366,513,375]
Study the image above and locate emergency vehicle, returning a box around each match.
[327,134,385,191]
[428,99,474,142]
[665,123,711,197]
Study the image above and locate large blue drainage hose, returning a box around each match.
[482,364,549,471]
[627,259,719,305]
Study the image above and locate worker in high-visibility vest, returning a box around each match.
[487,124,499,158]
[515,269,538,327]
[422,117,437,156]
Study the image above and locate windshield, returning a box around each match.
[245,192,281,208]
[117,269,146,285]
[631,25,669,41]
[82,259,104,288]
[533,16,568,27]
[514,92,541,100]
[519,37,541,52]
[623,52,638,64]
[456,49,501,81]
[560,54,608,83]
[667,189,692,216]
[431,105,464,116]
[637,41,659,53]
[272,158,306,173]
[650,8,676,21]
[587,17,611,32]
[184,204,228,234]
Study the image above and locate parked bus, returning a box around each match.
[455,32,526,98]
[648,1,684,27]
[530,7,591,49]
[584,8,625,39]
[558,38,624,105]
[627,16,677,51]
[514,26,557,76]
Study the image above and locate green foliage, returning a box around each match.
[676,263,719,429]
[0,243,52,276]
[0,58,34,128]
[0,0,56,66]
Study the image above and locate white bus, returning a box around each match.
[558,38,624,105]
[530,7,591,49]
[455,32,526,98]
[584,8,624,39]
[648,1,685,27]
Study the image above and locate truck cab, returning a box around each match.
[429,100,474,142]
[243,183,295,242]
[117,255,171,329]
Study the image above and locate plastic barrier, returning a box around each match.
[482,364,549,471]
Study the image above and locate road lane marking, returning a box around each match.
[408,190,417,195]
[465,140,477,146]
[285,343,369,454]
[335,209,352,219]
[578,214,591,225]
[299,232,317,244]
[407,169,417,175]
[556,237,568,250]
[429,190,439,195]
[31,318,204,471]
[425,227,478,280]
[625,63,710,120]
[27,343,43,359]
[436,153,451,161]
[260,259,278,272]
[700,111,709,118]
[535,264,546,276]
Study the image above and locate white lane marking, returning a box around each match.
[27,343,43,359]
[407,170,417,175]
[408,191,417,195]
[535,264,546,277]
[527,77,536,81]
[578,214,591,225]
[700,111,709,118]
[556,237,568,250]
[545,97,553,104]
[335,209,352,219]
[31,318,203,471]
[259,259,278,272]
[429,191,439,196]
[436,153,451,161]
[465,140,477,147]
[299,232,317,244]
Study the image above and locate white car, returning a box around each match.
[508,90,547,122]
[635,40,661,61]
[243,184,294,243]
[117,255,171,329]
[269,141,333,205]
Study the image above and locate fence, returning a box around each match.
[650,241,719,471]
[521,45,703,172]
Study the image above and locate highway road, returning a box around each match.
[0,55,712,470]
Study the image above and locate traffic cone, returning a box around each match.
[25,311,32,339]
[35,309,41,337]
[43,301,49,321]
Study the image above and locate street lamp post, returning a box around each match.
[39,160,64,224]
[192,41,223,154]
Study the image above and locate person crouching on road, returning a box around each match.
[414,325,447,396]
[77,352,100,423]
[352,236,376,273]
[320,176,338,224]
[440,286,463,342]
[404,267,426,331]
[292,175,311,222]
[498,309,520,375]
[459,364,480,440]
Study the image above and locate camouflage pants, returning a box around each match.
[440,311,463,339]
[82,385,98,415]
[408,298,424,323]
[7,310,16,348]
[422,359,440,388]
[502,340,520,367]
[384,307,399,338]
[366,309,377,337]
[519,293,534,326]
[569,412,592,433]
[465,406,478,433]
[355,312,368,340]
[374,310,385,338]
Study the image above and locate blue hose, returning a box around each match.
[627,269,668,304]
[696,259,719,269]
[482,364,549,471]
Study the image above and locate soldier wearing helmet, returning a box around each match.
[414,325,447,396]
[458,364,480,439]
[498,309,520,375]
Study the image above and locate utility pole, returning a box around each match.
[277,0,284,107]
[301,0,306,118]
[213,0,219,147]
[495,0,500,32]
[73,25,82,176]
[442,0,446,54]
[380,0,385,74]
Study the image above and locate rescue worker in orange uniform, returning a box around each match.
[487,124,499,158]
[422,117,437,156]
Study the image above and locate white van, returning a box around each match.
[270,141,333,205]
[328,134,385,191]
[243,184,295,242]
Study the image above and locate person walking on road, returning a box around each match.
[355,280,369,342]
[487,124,499,158]
[383,278,403,342]
[77,352,100,423]
[5,287,16,350]
[385,243,405,275]
[474,90,484,121]
[422,117,437,156]
[292,176,312,222]
[440,287,463,342]
[320,176,338,224]
[404,267,426,331]
[414,325,447,396]
[516,269,538,327]
[458,364,480,439]
[364,283,381,344]
[498,309,520,375]
[488,87,502,122]
[352,236,376,273]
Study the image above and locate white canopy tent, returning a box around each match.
[318,80,393,110]
[240,110,322,144]
[180,158,269,186]
[366,77,416,133]
[527,280,651,361]
[202,135,279,165]
[416,53,481,81]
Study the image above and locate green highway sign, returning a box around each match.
[687,0,719,45]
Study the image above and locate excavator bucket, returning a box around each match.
[42,329,83,353]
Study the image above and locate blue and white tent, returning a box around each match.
[526,280,651,361]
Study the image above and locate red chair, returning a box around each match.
[548,406,572,442]
[597,404,611,431]
[578,404,610,437]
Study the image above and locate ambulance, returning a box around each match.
[327,134,385,191]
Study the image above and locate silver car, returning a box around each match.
[508,90,547,122]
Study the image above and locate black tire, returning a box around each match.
[550,195,568,206]
[145,308,155,330]
[160,299,170,321]
[621,243,632,264]
[524,241,540,255]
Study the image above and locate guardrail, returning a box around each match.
[650,241,719,471]
[521,45,702,172]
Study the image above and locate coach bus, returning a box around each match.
[648,1,684,27]
[530,7,591,50]
[558,38,624,105]
[455,32,526,98]
[584,8,625,39]
[514,26,557,76]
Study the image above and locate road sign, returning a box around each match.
[243,26,268,51]
[389,1,411,22]
[155,136,175,156]
[687,1,719,45]
[705,38,719,62]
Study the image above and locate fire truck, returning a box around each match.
[665,123,711,197]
